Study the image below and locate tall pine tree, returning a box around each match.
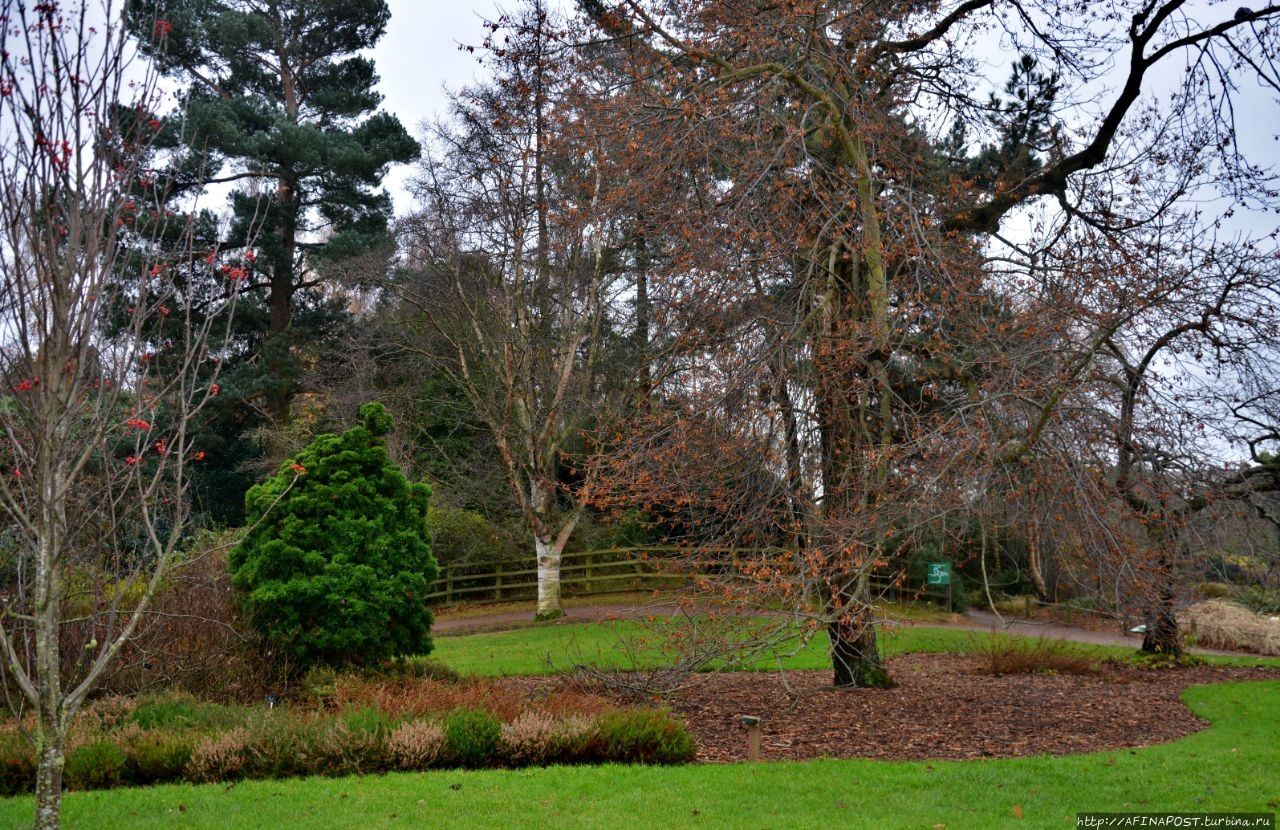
[130,0,418,456]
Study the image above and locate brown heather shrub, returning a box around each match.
[76,695,138,733]
[330,677,513,721]
[388,719,446,770]
[67,721,143,760]
[501,711,593,767]
[329,675,610,722]
[187,726,251,783]
[511,681,614,720]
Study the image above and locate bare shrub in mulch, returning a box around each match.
[974,635,1105,676]
[514,654,1280,764]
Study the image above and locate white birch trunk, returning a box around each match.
[534,535,565,621]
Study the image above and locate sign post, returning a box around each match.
[927,562,952,613]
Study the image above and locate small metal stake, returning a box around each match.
[741,715,761,761]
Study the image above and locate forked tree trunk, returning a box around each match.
[534,535,565,621]
[528,481,580,621]
[1026,518,1051,602]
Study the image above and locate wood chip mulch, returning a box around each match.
[497,655,1280,763]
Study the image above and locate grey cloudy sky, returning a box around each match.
[374,1,567,213]
[370,2,1278,226]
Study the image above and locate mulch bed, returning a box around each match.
[496,654,1280,763]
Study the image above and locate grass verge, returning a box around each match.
[2,680,1275,829]
[430,618,1280,678]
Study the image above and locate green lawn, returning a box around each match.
[3,619,1277,829]
[2,681,1276,829]
[431,617,1005,676]
[431,616,1279,677]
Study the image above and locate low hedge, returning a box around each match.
[0,691,696,794]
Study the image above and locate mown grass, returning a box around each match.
[2,680,1276,829]
[431,617,1280,677]
[432,591,666,622]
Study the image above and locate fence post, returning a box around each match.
[494,560,504,601]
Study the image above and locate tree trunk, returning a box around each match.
[32,487,67,830]
[1141,550,1183,656]
[827,579,892,688]
[265,175,298,435]
[1026,518,1051,602]
[813,245,892,689]
[534,535,564,621]
[632,223,651,404]
[33,718,65,830]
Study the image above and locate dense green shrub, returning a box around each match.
[443,707,503,768]
[131,692,248,732]
[1234,585,1280,615]
[65,740,129,790]
[121,731,195,786]
[0,730,34,796]
[343,706,393,741]
[230,402,438,670]
[586,708,696,765]
[392,656,462,683]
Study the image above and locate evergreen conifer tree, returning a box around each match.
[129,0,418,442]
[230,403,436,669]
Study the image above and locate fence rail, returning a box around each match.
[427,547,953,606]
[427,547,682,604]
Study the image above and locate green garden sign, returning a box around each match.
[927,562,951,586]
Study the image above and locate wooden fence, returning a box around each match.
[427,547,952,606]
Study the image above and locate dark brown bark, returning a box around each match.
[828,601,892,688]
[265,175,298,432]
[1141,550,1183,656]
[632,225,651,403]
[810,246,895,688]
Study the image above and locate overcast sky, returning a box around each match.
[373,1,564,213]
[370,1,1279,227]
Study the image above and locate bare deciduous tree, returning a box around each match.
[577,0,1280,685]
[396,1,618,620]
[0,4,247,826]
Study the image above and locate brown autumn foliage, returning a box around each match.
[566,0,1280,685]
